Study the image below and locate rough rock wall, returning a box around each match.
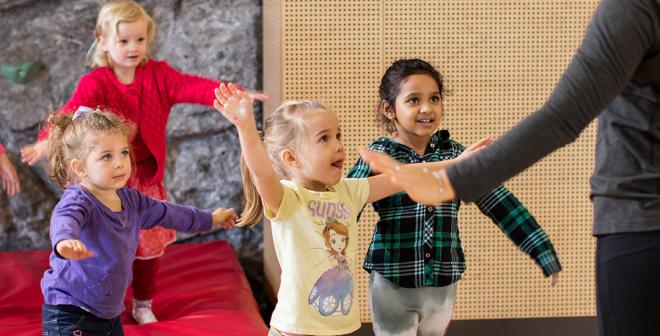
[0,0,270,317]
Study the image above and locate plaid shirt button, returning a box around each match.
[427,207,434,212]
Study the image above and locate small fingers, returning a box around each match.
[213,98,224,112]
[8,179,19,197]
[20,149,34,163]
[227,82,239,96]
[222,219,236,229]
[219,82,232,100]
[73,241,93,259]
[247,91,269,102]
[214,88,226,105]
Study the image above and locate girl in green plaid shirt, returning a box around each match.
[348,59,562,336]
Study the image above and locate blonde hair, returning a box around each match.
[88,0,156,68]
[48,108,135,188]
[238,100,328,227]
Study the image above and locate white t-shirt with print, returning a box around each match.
[266,178,369,335]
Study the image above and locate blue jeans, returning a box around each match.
[42,304,124,336]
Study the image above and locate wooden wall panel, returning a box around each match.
[264,0,599,321]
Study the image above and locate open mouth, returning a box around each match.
[417,119,435,124]
[331,159,344,169]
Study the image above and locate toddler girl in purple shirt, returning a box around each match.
[40,107,238,336]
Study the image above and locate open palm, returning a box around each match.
[213,83,255,130]
[360,149,456,205]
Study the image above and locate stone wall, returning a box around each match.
[0,0,270,317]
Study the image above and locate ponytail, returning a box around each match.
[47,112,76,188]
[237,155,264,227]
[236,100,328,226]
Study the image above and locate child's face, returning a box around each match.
[78,132,132,195]
[289,110,345,191]
[102,19,148,71]
[389,74,443,144]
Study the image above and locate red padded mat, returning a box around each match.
[0,241,268,335]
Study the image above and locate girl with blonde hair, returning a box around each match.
[21,0,265,324]
[41,107,237,335]
[213,83,486,335]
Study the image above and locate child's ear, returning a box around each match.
[382,101,395,120]
[70,159,87,178]
[280,148,301,169]
[99,37,109,52]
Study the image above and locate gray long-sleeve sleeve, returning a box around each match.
[448,0,659,206]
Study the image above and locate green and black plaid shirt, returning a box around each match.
[347,130,562,288]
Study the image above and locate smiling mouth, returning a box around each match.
[417,119,435,124]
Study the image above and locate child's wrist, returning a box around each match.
[420,163,445,194]
[238,126,260,141]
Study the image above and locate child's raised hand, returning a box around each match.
[222,83,269,102]
[214,83,255,130]
[246,91,269,102]
[457,136,493,161]
[20,140,49,166]
[56,239,94,260]
[211,207,239,229]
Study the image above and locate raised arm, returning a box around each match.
[213,83,284,216]
[448,0,658,201]
[475,186,561,285]
[162,61,268,106]
[133,190,216,232]
[359,136,492,205]
[50,191,94,261]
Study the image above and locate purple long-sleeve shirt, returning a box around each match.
[41,185,212,319]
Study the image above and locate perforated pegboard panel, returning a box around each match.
[264,0,599,321]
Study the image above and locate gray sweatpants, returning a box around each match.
[369,271,457,336]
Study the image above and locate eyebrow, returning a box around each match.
[98,147,129,154]
[402,90,441,97]
[315,127,341,137]
[315,129,330,137]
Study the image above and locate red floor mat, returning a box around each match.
[0,241,268,335]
